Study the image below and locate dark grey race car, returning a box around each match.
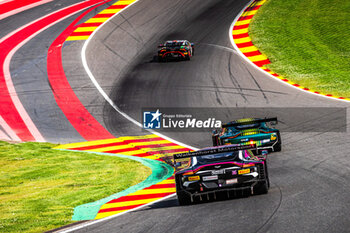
[173,144,269,205]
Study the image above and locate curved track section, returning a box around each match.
[77,0,350,232]
[1,0,86,142]
[3,0,118,143]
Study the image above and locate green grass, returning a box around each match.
[249,0,350,97]
[0,141,151,233]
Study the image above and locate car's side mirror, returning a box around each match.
[174,162,181,168]
[190,43,194,47]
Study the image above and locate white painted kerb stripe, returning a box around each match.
[0,0,54,21]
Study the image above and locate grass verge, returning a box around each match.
[249,0,350,98]
[0,141,151,233]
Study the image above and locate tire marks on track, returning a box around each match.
[255,183,283,233]
[47,0,114,141]
[244,65,269,104]
[228,53,249,102]
[0,0,113,141]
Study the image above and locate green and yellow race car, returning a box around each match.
[212,118,281,153]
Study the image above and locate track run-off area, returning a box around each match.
[1,0,350,232]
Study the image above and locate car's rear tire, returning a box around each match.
[212,134,222,146]
[254,180,268,195]
[273,131,282,152]
[177,191,191,205]
[254,164,269,195]
[264,161,270,188]
[212,135,218,146]
[274,142,281,152]
[175,175,192,205]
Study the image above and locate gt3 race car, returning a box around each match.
[174,144,269,205]
[158,40,194,61]
[212,118,281,153]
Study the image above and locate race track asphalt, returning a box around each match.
[4,0,350,232]
[6,0,118,143]
[72,0,350,232]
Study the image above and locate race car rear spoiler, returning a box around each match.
[222,117,278,128]
[173,144,256,160]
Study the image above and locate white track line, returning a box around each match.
[0,115,20,141]
[229,0,350,104]
[1,0,107,142]
[75,0,200,230]
[4,44,45,142]
[70,0,349,231]
[0,0,54,21]
[0,0,15,4]
[0,121,11,141]
[0,129,11,141]
[81,0,197,151]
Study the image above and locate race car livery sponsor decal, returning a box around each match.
[188,176,200,181]
[202,175,218,181]
[66,0,137,41]
[238,168,251,175]
[231,0,350,101]
[226,178,238,184]
[270,133,277,140]
[55,134,192,219]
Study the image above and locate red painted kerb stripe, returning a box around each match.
[0,0,106,141]
[46,0,114,140]
[0,0,42,14]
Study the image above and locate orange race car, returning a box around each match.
[158,40,194,62]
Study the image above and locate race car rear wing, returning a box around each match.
[222,117,278,128]
[173,144,256,160]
